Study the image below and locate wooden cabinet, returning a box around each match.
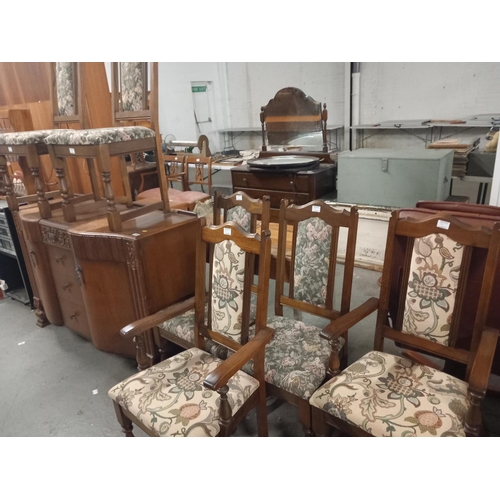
[19,204,199,361]
[231,164,336,219]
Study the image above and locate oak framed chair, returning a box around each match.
[310,210,500,437]
[250,198,359,434]
[120,192,272,366]
[109,219,274,437]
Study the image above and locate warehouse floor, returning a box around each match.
[1,264,500,437]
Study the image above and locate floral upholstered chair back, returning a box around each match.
[211,236,248,344]
[119,62,148,113]
[277,199,358,318]
[214,191,271,234]
[401,232,464,346]
[54,62,77,117]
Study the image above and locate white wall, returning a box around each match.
[157,62,345,152]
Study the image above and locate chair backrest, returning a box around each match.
[376,210,500,380]
[49,62,84,128]
[213,190,271,233]
[260,87,328,152]
[275,199,359,320]
[193,219,272,352]
[111,62,158,131]
[184,156,212,195]
[163,154,187,188]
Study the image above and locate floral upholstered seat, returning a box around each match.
[108,348,259,437]
[309,351,470,437]
[43,126,155,146]
[0,129,70,145]
[159,295,258,358]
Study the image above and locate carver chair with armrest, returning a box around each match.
[109,219,274,437]
[248,198,359,434]
[121,192,271,366]
[310,210,500,437]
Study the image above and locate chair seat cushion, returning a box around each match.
[137,187,210,207]
[309,351,470,437]
[158,296,258,358]
[246,316,338,400]
[43,126,155,145]
[108,347,259,437]
[0,129,67,145]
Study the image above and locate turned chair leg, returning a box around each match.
[256,384,269,437]
[113,401,134,437]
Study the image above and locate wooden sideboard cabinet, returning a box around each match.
[19,203,199,364]
[231,164,336,218]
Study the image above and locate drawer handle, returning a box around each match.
[29,250,37,268]
[242,177,247,184]
[62,283,71,291]
[69,312,78,320]
[55,255,64,263]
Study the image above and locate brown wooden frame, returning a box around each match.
[312,210,500,437]
[183,155,213,196]
[115,219,274,437]
[46,136,170,232]
[267,198,359,433]
[260,87,328,152]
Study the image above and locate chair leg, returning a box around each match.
[256,384,269,437]
[113,401,134,437]
[311,405,329,437]
[298,398,313,436]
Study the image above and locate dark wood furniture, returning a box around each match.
[19,202,200,365]
[260,87,329,152]
[111,220,274,437]
[310,210,500,437]
[231,163,336,221]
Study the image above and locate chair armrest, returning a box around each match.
[203,327,275,391]
[120,296,195,338]
[321,297,379,341]
[467,327,499,396]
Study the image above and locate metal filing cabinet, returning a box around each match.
[337,148,454,207]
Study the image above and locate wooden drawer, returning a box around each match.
[233,187,310,208]
[46,246,85,306]
[58,296,92,340]
[232,170,310,193]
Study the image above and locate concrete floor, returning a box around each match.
[2,263,500,437]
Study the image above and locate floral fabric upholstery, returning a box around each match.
[43,126,155,146]
[211,240,246,343]
[120,62,145,112]
[56,62,75,116]
[293,217,332,307]
[402,233,464,346]
[0,129,66,145]
[159,296,257,358]
[241,316,339,400]
[309,351,470,437]
[193,198,214,219]
[226,205,252,232]
[108,347,259,437]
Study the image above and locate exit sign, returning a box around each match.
[191,85,207,93]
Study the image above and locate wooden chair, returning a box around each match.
[252,198,359,434]
[120,192,271,365]
[260,87,328,152]
[310,210,500,437]
[43,125,170,232]
[136,155,213,211]
[109,219,274,437]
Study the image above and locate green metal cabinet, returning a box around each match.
[337,148,454,207]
